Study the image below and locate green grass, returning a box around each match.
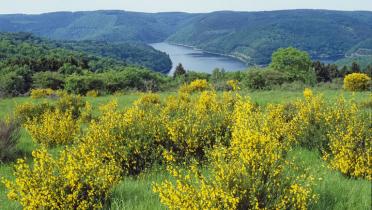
[289,149,371,210]
[107,168,169,210]
[0,89,370,209]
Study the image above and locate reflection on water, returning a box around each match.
[150,42,247,75]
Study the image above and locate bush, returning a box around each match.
[343,73,371,91]
[324,98,371,180]
[292,89,329,149]
[14,101,54,123]
[154,97,316,209]
[55,94,86,119]
[64,74,105,95]
[0,118,20,162]
[32,71,65,90]
[179,79,211,93]
[82,90,236,174]
[2,146,121,209]
[24,108,80,147]
[244,68,289,90]
[85,90,99,97]
[226,80,240,91]
[184,71,210,83]
[161,91,235,162]
[293,89,371,180]
[30,88,55,99]
[81,97,166,175]
[0,71,27,97]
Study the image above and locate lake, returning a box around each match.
[150,42,247,75]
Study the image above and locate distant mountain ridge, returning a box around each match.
[0,9,371,66]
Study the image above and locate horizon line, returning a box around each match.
[1,8,371,15]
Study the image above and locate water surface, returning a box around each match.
[150,42,247,75]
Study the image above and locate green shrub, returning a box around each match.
[32,72,65,90]
[244,68,288,89]
[64,74,105,95]
[0,118,20,162]
[0,72,26,97]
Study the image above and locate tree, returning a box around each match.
[313,61,331,82]
[211,68,226,82]
[365,65,372,77]
[32,72,65,89]
[270,47,315,84]
[328,64,339,79]
[173,63,186,78]
[351,62,361,73]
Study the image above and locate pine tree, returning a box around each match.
[173,63,186,78]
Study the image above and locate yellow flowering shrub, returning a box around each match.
[86,90,99,97]
[294,89,371,180]
[161,91,236,162]
[226,79,240,91]
[30,88,55,99]
[323,97,372,180]
[154,97,317,209]
[81,96,166,175]
[14,101,53,123]
[2,145,121,209]
[24,108,80,147]
[179,79,211,93]
[81,91,236,174]
[134,92,161,106]
[55,93,85,119]
[292,89,329,149]
[15,93,86,123]
[343,73,371,91]
[79,101,93,123]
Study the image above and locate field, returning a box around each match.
[0,88,371,210]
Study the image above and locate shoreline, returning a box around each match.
[166,42,249,64]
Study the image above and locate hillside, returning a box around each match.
[0,11,194,43]
[57,41,172,73]
[0,10,371,66]
[335,55,372,70]
[0,32,172,96]
[168,10,372,65]
[0,32,172,72]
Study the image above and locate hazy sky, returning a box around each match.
[1,0,371,14]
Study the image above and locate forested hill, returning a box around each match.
[0,10,371,65]
[0,11,194,43]
[0,32,172,96]
[58,41,172,73]
[167,10,372,65]
[0,32,172,72]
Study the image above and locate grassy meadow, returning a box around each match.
[0,89,371,210]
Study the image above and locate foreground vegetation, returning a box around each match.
[0,83,370,209]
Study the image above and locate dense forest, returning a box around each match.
[58,41,172,73]
[1,10,371,66]
[0,32,170,96]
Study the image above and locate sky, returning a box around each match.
[1,0,371,14]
